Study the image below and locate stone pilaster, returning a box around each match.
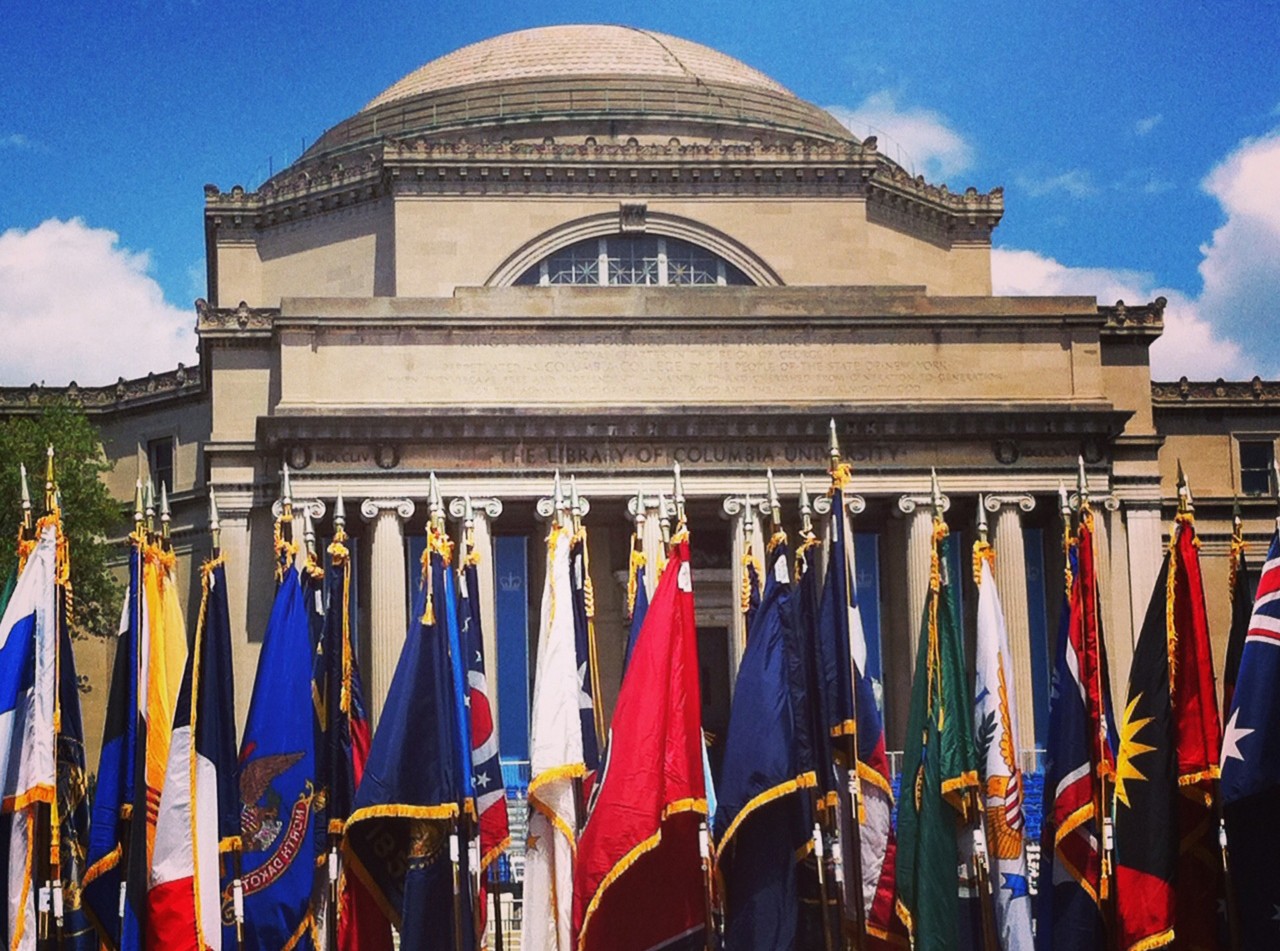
[722,494,767,691]
[361,498,416,726]
[898,492,949,672]
[984,493,1037,753]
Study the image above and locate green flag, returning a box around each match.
[895,520,981,950]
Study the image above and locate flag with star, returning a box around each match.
[1223,529,1280,950]
[569,527,602,775]
[1114,513,1225,951]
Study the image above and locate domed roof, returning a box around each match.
[364,25,795,110]
[299,25,853,164]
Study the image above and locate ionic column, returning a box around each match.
[985,493,1038,753]
[626,491,668,595]
[898,492,949,672]
[449,497,504,727]
[722,494,767,690]
[1123,501,1165,649]
[361,498,416,726]
[211,492,257,734]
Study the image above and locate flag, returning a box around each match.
[574,534,708,951]
[1223,525,1252,713]
[741,534,763,635]
[0,522,58,950]
[82,531,147,946]
[318,528,390,951]
[622,543,648,676]
[459,554,511,895]
[714,536,810,950]
[972,541,1034,951]
[344,532,474,951]
[894,518,981,951]
[569,528,601,772]
[523,523,585,951]
[1114,512,1224,951]
[820,481,898,943]
[1035,509,1116,951]
[1223,530,1280,949]
[238,552,324,950]
[146,554,239,949]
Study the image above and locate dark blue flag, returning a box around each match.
[622,552,649,677]
[1223,531,1280,950]
[238,562,323,950]
[715,539,808,950]
[82,536,146,946]
[345,541,474,950]
[569,531,600,771]
[56,590,96,949]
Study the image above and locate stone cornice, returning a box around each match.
[0,364,204,416]
[195,299,278,339]
[205,138,1003,243]
[1098,297,1165,339]
[1152,376,1280,407]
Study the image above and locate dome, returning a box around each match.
[300,25,853,163]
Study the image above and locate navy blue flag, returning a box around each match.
[55,593,96,950]
[1223,531,1280,950]
[345,542,475,950]
[82,536,146,946]
[201,560,241,852]
[569,531,601,771]
[715,538,809,950]
[237,562,323,950]
[623,554,649,676]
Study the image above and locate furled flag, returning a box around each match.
[573,534,709,951]
[459,548,511,891]
[317,507,390,951]
[0,521,58,950]
[1222,511,1253,713]
[82,519,147,945]
[741,522,764,635]
[895,508,981,951]
[1223,526,1280,950]
[622,527,649,676]
[146,542,241,949]
[523,521,585,951]
[344,527,475,951]
[568,513,602,773]
[972,532,1034,951]
[237,527,324,950]
[1035,500,1116,951]
[1114,502,1224,951]
[715,535,810,950]
[820,472,898,944]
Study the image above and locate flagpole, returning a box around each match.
[1218,496,1247,951]
[828,425,867,951]
[969,501,1002,951]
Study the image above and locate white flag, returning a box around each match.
[973,552,1034,951]
[523,526,585,951]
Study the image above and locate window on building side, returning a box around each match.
[515,235,751,287]
[1240,439,1275,496]
[148,437,175,493]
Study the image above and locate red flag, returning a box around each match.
[573,536,708,951]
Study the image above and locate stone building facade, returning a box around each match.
[4,25,1275,767]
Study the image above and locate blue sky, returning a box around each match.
[3,0,1278,384]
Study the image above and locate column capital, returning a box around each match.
[447,496,504,520]
[272,497,326,521]
[720,494,770,520]
[1070,493,1121,512]
[360,498,416,522]
[983,493,1037,515]
[897,493,950,515]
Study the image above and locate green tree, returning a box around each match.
[0,403,123,637]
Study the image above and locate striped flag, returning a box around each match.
[146,554,239,949]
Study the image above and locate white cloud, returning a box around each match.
[0,218,197,386]
[991,248,1247,380]
[0,133,43,152]
[1015,169,1098,199]
[825,91,973,181]
[1135,114,1163,136]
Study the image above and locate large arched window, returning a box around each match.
[514,235,752,287]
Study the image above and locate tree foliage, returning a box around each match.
[0,404,123,637]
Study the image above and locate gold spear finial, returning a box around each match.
[672,462,687,528]
[19,464,32,532]
[1059,480,1071,520]
[977,494,989,545]
[44,445,56,515]
[428,472,444,530]
[144,479,156,535]
[1176,459,1194,515]
[333,487,346,538]
[133,478,144,531]
[1077,455,1090,510]
[159,482,172,543]
[209,486,221,554]
[658,491,672,548]
[281,462,293,520]
[828,418,841,472]
[930,468,945,520]
[552,470,566,528]
[798,474,814,536]
[302,505,317,559]
[569,476,583,533]
[632,487,647,529]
